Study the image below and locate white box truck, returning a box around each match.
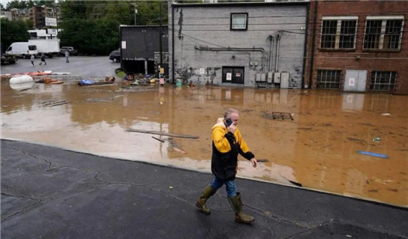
[28,39,60,58]
[5,42,38,59]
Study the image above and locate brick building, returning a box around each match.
[304,0,408,94]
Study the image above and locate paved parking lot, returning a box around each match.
[1,56,120,77]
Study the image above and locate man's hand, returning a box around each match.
[228,123,236,133]
[250,158,258,168]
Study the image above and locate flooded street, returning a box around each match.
[1,78,407,207]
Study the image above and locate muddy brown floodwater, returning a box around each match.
[1,78,407,207]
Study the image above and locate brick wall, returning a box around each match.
[305,0,408,93]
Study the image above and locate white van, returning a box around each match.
[5,42,38,59]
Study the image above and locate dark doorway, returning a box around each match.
[222,67,245,84]
[123,60,145,74]
[147,60,155,74]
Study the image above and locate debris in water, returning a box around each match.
[127,129,199,139]
[152,136,165,143]
[357,151,389,159]
[173,147,186,154]
[280,174,302,187]
[347,137,364,142]
[373,137,381,142]
[381,113,391,116]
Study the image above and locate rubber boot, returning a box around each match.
[196,185,216,215]
[228,192,255,224]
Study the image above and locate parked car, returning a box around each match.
[109,49,120,62]
[60,46,77,56]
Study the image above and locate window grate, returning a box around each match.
[384,20,403,49]
[339,20,357,49]
[364,18,403,50]
[321,20,337,49]
[316,70,341,89]
[321,19,357,49]
[370,71,397,91]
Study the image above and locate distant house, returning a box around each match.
[120,26,169,76]
[168,1,308,88]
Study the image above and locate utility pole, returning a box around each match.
[159,2,163,76]
[133,3,137,25]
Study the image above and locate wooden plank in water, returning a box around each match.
[127,129,199,139]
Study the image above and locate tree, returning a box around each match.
[60,0,87,20]
[136,1,168,25]
[1,18,31,50]
[59,18,119,55]
[6,0,26,10]
[104,0,132,24]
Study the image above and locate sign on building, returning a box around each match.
[45,17,57,27]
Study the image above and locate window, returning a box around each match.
[370,71,397,91]
[321,17,358,50]
[28,45,37,50]
[364,17,404,50]
[316,70,341,89]
[231,13,248,31]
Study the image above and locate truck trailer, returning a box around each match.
[28,39,60,58]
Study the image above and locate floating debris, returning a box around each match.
[357,151,389,159]
[262,111,294,121]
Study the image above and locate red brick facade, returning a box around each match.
[304,0,408,93]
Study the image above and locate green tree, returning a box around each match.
[6,0,25,10]
[59,18,119,55]
[1,18,31,51]
[104,0,132,24]
[136,1,168,25]
[60,0,87,20]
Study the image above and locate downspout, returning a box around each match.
[308,1,318,89]
[171,5,175,84]
[271,36,275,72]
[275,33,281,72]
[274,34,279,72]
[301,2,310,89]
[267,35,274,72]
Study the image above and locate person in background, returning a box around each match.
[196,108,258,224]
[30,54,35,66]
[65,50,69,63]
[39,53,46,65]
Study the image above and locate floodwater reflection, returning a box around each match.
[1,79,407,207]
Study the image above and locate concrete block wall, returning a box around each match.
[168,3,308,87]
[304,1,408,93]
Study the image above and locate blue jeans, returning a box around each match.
[210,177,237,197]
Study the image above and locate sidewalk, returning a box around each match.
[1,139,407,239]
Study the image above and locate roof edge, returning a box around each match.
[171,1,309,7]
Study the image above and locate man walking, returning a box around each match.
[30,54,35,66]
[196,108,258,224]
[65,50,69,63]
[39,53,46,65]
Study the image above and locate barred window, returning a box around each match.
[364,17,404,50]
[316,70,342,89]
[370,71,397,91]
[321,17,357,50]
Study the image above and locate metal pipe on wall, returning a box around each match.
[171,6,175,84]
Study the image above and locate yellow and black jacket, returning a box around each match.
[211,118,255,180]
